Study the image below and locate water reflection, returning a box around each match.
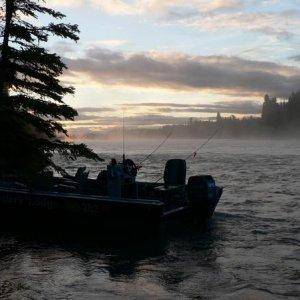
[0,219,224,298]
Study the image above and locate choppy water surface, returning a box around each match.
[1,139,299,299]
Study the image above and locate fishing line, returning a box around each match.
[138,129,174,165]
[152,124,222,184]
[184,124,221,160]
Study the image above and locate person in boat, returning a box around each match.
[106,158,122,197]
[108,158,123,179]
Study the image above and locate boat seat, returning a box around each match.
[97,170,107,185]
[152,159,187,201]
[63,166,89,183]
[75,166,89,182]
[164,159,186,186]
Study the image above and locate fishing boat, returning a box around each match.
[0,158,223,228]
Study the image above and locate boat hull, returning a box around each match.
[0,186,222,229]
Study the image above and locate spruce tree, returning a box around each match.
[0,0,101,181]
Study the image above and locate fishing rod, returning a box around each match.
[184,124,221,160]
[120,110,173,168]
[138,129,174,165]
[153,124,222,184]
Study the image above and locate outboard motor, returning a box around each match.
[187,175,219,219]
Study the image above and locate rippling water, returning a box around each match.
[1,139,299,299]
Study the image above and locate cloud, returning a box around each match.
[122,114,188,126]
[74,107,117,121]
[69,114,188,126]
[87,39,129,48]
[90,0,139,15]
[124,100,262,114]
[290,55,300,62]
[181,10,300,40]
[50,1,300,39]
[124,102,191,108]
[90,0,243,16]
[74,115,101,121]
[50,41,77,55]
[77,107,116,113]
[51,0,243,14]
[65,47,300,97]
[73,100,261,126]
[49,0,86,8]
[67,99,263,137]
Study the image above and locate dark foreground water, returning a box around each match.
[0,139,299,299]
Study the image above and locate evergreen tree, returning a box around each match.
[0,0,101,180]
[287,91,300,125]
[261,94,280,127]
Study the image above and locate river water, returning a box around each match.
[0,139,299,299]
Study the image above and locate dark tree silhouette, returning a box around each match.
[261,94,280,127]
[287,91,300,125]
[0,0,101,180]
[262,92,300,128]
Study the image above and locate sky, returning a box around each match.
[45,0,300,132]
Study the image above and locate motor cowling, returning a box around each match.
[187,175,217,218]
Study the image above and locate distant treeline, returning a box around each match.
[261,92,300,128]
[122,91,300,139]
[72,92,300,140]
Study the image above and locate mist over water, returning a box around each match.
[0,139,299,299]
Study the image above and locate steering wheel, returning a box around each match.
[123,159,138,177]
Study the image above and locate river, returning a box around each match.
[0,139,299,299]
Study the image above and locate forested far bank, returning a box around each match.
[70,92,300,141]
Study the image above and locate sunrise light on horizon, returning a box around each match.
[46,0,300,131]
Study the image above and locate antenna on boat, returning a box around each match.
[122,109,125,162]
